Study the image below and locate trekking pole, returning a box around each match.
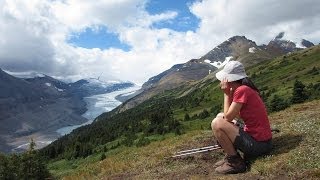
[175,144,220,154]
[172,144,221,158]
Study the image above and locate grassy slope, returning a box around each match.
[248,46,320,99]
[51,100,320,179]
[48,45,320,179]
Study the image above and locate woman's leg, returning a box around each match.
[211,115,246,174]
[211,115,240,156]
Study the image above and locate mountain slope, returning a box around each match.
[119,36,278,111]
[24,75,70,97]
[42,45,320,179]
[199,35,273,66]
[119,35,310,112]
[0,69,46,100]
[0,70,88,152]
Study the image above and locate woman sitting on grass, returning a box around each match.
[212,61,272,174]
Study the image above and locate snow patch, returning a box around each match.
[56,88,64,92]
[295,41,306,49]
[4,70,45,78]
[105,80,121,84]
[121,90,137,96]
[204,56,233,69]
[84,78,124,89]
[249,47,256,53]
[45,83,52,87]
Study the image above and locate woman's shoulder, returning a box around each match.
[235,85,256,94]
[237,85,251,91]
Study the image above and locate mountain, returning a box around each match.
[263,32,315,56]
[301,39,315,48]
[120,35,316,112]
[199,36,271,65]
[0,70,88,152]
[24,75,70,98]
[0,69,46,101]
[118,61,215,111]
[118,36,284,111]
[67,78,135,98]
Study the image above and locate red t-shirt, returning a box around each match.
[232,85,272,141]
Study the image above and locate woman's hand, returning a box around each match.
[220,78,232,95]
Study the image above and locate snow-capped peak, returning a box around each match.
[4,70,46,79]
[271,32,315,49]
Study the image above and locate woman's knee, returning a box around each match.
[211,117,223,130]
[211,112,224,128]
[211,118,216,129]
[216,112,224,118]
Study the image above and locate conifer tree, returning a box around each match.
[291,80,308,103]
[100,153,106,161]
[184,113,190,121]
[269,95,289,112]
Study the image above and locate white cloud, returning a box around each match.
[190,0,320,46]
[0,0,320,85]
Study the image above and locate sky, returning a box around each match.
[0,0,319,85]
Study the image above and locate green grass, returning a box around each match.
[50,100,320,179]
[249,46,320,91]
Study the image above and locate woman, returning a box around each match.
[211,61,272,174]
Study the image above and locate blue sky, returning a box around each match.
[68,0,200,51]
[68,27,132,51]
[146,0,199,32]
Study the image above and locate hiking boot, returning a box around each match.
[214,155,227,167]
[215,154,246,174]
[214,152,241,167]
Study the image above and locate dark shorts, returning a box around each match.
[233,128,272,159]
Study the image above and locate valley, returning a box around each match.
[0,71,137,153]
[56,85,141,136]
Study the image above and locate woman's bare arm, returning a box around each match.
[224,102,242,122]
